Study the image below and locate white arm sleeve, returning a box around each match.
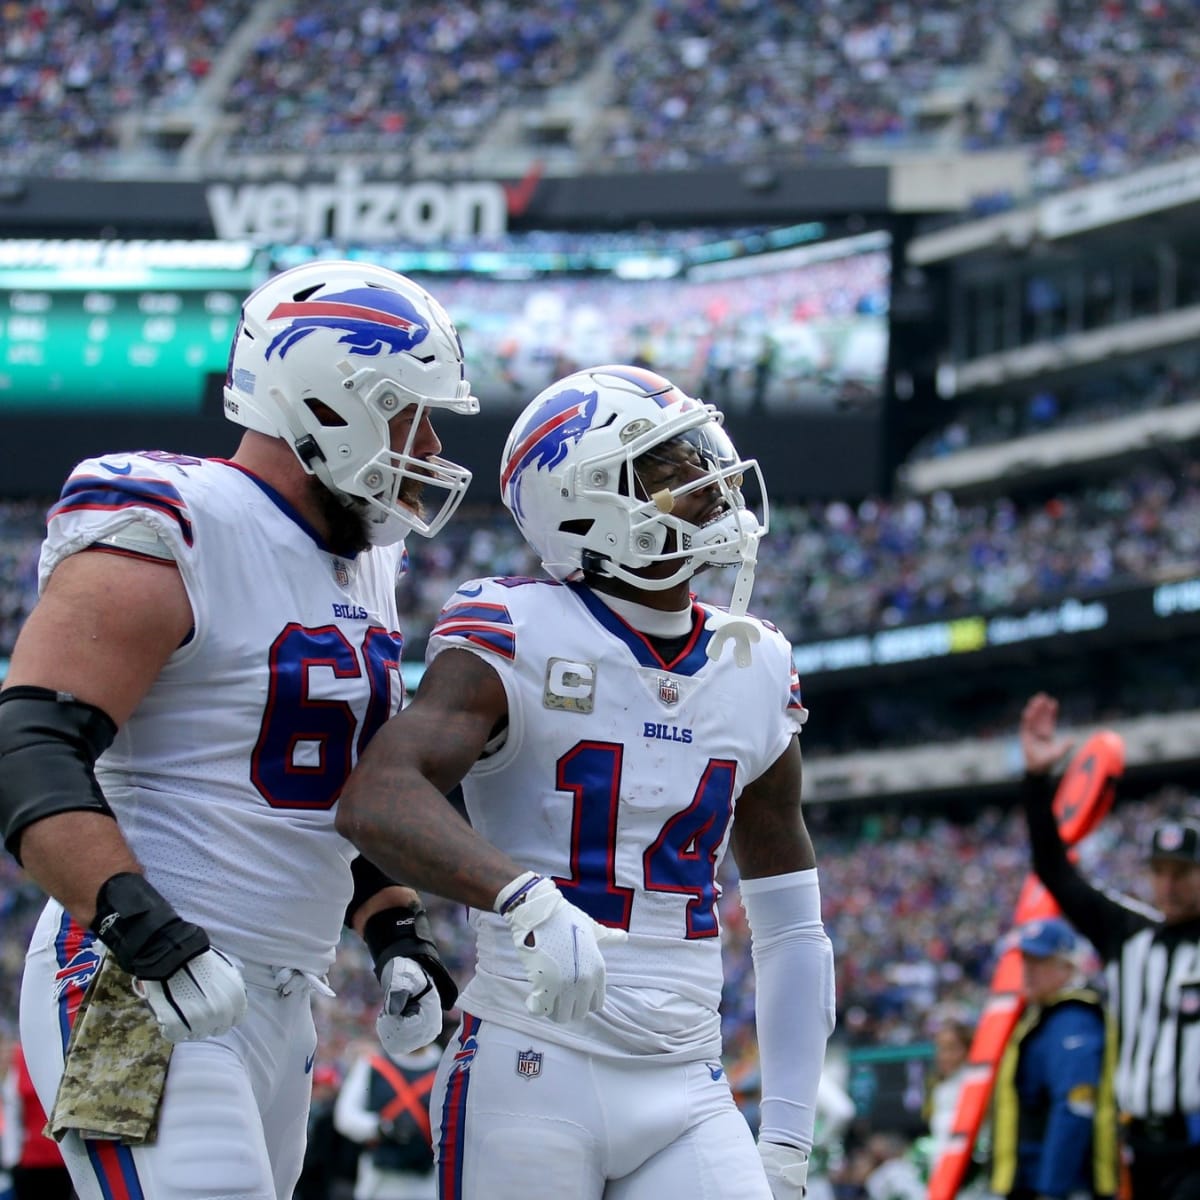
[332,1055,381,1145]
[741,868,836,1152]
[1,1062,21,1169]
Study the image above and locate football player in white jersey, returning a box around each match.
[0,261,480,1200]
[338,364,836,1200]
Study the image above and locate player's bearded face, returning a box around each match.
[397,474,427,516]
[311,474,426,556]
[311,477,372,555]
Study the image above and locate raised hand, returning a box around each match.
[1019,692,1075,776]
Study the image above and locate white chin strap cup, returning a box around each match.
[705,544,761,668]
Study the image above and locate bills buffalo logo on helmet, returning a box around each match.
[501,387,599,522]
[265,287,430,360]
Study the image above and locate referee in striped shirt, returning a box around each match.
[1019,692,1200,1200]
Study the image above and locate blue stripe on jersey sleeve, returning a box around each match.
[431,622,517,661]
[50,475,194,547]
[436,601,513,625]
[432,598,517,661]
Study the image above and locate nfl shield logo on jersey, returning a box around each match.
[657,676,680,705]
[516,1049,543,1080]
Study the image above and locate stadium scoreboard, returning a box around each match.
[1,284,238,411]
[0,241,266,413]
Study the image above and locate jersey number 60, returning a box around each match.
[250,623,403,810]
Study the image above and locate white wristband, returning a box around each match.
[494,870,543,915]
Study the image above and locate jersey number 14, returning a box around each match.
[554,741,736,938]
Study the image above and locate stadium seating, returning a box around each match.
[5,453,1200,727]
[8,4,1200,1187]
[5,0,1200,192]
[0,0,255,177]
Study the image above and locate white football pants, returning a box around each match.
[21,900,319,1200]
[432,1012,773,1200]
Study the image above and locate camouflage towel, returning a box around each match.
[47,952,172,1144]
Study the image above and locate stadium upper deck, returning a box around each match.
[4,0,1200,199]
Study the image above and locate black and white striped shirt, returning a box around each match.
[1023,772,1200,1120]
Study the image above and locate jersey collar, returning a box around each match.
[568,582,714,675]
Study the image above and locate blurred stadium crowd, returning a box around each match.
[909,341,1200,462]
[7,0,1200,1194]
[0,748,1184,1183]
[0,442,1194,1030]
[3,450,1199,704]
[224,0,639,159]
[3,0,1200,194]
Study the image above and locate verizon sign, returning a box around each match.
[206,166,509,244]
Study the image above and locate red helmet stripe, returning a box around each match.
[267,300,416,330]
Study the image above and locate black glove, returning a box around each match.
[91,871,209,980]
[90,871,247,1042]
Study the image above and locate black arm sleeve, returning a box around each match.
[345,855,459,1008]
[1022,770,1152,960]
[362,905,458,1009]
[0,686,117,862]
[344,853,396,928]
[91,871,209,979]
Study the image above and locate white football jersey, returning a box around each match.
[37,450,407,974]
[427,576,807,1061]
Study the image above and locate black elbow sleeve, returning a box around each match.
[0,686,118,862]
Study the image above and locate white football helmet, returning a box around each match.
[500,364,767,592]
[224,260,479,544]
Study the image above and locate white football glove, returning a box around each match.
[376,956,443,1056]
[758,1141,810,1200]
[132,946,247,1042]
[495,872,627,1024]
